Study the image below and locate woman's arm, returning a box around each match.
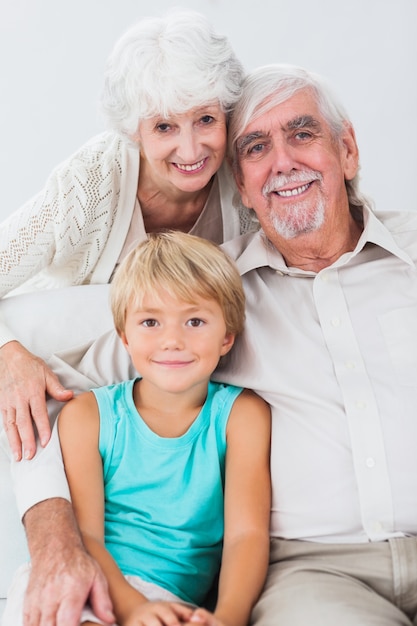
[0,132,128,457]
[0,173,87,458]
[207,389,271,626]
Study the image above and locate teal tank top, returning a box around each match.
[93,379,243,605]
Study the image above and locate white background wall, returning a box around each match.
[1,0,416,221]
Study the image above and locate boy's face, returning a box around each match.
[120,290,235,397]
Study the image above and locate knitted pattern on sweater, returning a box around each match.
[0,132,137,296]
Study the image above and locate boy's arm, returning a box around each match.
[58,392,193,626]
[212,389,271,626]
[58,392,143,623]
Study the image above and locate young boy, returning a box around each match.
[58,231,271,626]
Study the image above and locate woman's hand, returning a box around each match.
[0,340,73,460]
[122,600,194,626]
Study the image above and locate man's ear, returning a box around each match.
[233,168,251,209]
[341,122,359,181]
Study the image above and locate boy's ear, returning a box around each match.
[220,333,235,357]
[119,330,130,351]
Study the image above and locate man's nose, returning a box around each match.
[270,140,298,175]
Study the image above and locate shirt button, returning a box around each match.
[331,317,341,327]
[346,361,356,370]
[356,400,367,410]
[373,521,383,533]
[366,457,376,468]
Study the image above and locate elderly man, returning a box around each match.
[5,64,417,625]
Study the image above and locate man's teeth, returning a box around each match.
[276,183,310,197]
[176,159,205,172]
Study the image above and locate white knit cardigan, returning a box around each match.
[0,131,251,345]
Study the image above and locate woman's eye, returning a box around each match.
[156,123,171,132]
[187,318,204,327]
[200,115,214,125]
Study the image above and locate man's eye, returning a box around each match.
[248,143,265,154]
[294,131,313,140]
[187,318,204,327]
[142,319,158,327]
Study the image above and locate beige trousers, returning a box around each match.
[252,537,417,626]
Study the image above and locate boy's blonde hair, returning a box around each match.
[110,231,245,336]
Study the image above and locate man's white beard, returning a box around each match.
[262,170,325,240]
[269,196,325,240]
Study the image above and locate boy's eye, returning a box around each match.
[187,318,204,327]
[141,319,158,327]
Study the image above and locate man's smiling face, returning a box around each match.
[235,88,358,242]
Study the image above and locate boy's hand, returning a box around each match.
[188,608,227,626]
[122,600,194,626]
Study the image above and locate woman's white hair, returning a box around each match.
[228,64,371,211]
[100,9,244,135]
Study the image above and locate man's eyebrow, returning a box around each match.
[236,131,268,154]
[286,115,321,131]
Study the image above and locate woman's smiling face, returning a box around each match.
[137,103,227,195]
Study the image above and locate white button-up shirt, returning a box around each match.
[220,207,417,543]
[10,207,417,545]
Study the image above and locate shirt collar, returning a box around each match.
[354,205,413,266]
[234,205,413,278]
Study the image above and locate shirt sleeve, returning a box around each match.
[10,417,71,519]
[0,315,17,346]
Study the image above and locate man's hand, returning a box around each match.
[0,341,73,460]
[23,498,114,626]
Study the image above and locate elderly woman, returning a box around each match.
[0,10,253,462]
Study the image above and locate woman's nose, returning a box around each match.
[176,130,200,163]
